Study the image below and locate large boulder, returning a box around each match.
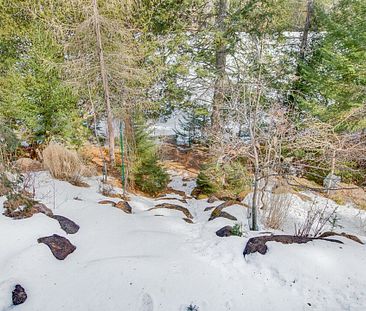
[12,284,27,305]
[52,215,80,234]
[38,234,76,260]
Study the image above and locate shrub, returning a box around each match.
[186,304,199,311]
[232,223,243,237]
[196,159,251,197]
[42,143,85,185]
[134,156,169,196]
[0,123,19,164]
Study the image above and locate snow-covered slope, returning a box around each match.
[1,172,366,311]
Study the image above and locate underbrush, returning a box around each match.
[42,143,90,186]
[195,159,251,199]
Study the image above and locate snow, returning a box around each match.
[1,171,366,311]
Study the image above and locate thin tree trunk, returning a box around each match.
[299,0,314,60]
[92,0,115,165]
[327,149,337,194]
[211,0,228,130]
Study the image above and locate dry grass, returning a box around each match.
[262,193,291,230]
[43,143,87,186]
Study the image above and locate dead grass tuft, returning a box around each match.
[43,143,88,186]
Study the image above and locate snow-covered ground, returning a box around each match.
[1,171,366,311]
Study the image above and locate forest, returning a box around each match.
[0,0,366,310]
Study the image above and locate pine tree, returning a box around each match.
[131,115,169,196]
[296,0,366,131]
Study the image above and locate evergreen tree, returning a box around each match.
[0,2,85,147]
[131,115,169,196]
[296,0,366,131]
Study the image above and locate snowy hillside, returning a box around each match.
[1,171,366,311]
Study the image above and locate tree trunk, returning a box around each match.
[251,169,259,231]
[211,0,228,130]
[299,0,314,60]
[327,149,337,194]
[92,0,115,165]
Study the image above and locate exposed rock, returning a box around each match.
[319,231,364,245]
[216,211,237,221]
[208,201,243,221]
[158,187,187,199]
[243,235,343,257]
[155,197,188,204]
[115,201,132,214]
[207,195,218,203]
[150,203,193,219]
[204,206,216,212]
[98,200,116,205]
[183,218,193,224]
[15,157,42,172]
[3,194,53,219]
[38,234,76,260]
[216,225,233,237]
[98,200,132,214]
[190,187,201,198]
[52,215,80,234]
[12,284,27,305]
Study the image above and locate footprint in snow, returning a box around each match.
[139,293,154,311]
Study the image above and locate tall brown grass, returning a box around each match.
[43,143,85,185]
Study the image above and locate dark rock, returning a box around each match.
[219,211,237,221]
[38,234,76,260]
[155,197,188,204]
[208,200,246,221]
[243,235,343,257]
[115,201,132,214]
[216,226,233,237]
[183,218,193,224]
[158,187,187,199]
[207,195,218,204]
[12,284,27,305]
[319,231,364,244]
[204,206,216,212]
[150,203,193,219]
[52,215,80,234]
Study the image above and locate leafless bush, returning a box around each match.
[21,171,36,198]
[98,181,115,197]
[295,200,338,237]
[43,143,84,185]
[262,193,291,230]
